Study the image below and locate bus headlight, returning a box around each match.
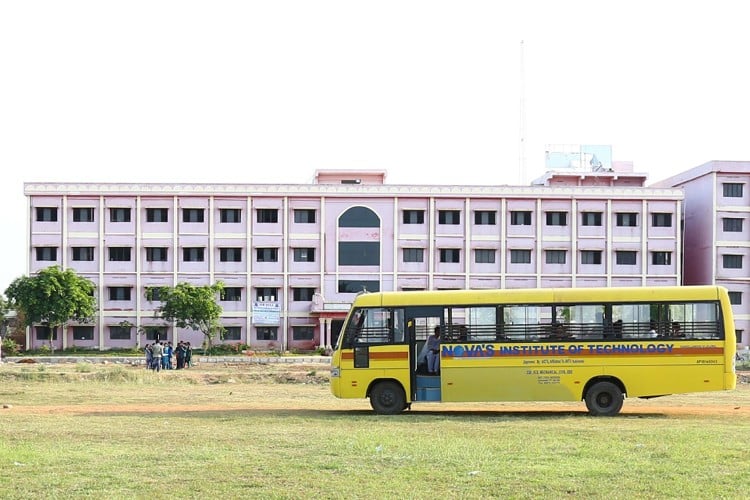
[330,367,340,378]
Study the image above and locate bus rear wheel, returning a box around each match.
[585,381,624,416]
[370,381,406,415]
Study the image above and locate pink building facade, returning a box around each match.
[24,169,682,350]
[654,161,750,349]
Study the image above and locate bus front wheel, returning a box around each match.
[585,381,624,416]
[370,381,406,415]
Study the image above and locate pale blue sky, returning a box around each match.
[2,1,749,289]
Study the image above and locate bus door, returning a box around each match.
[405,307,444,402]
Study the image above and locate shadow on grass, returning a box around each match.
[77,407,669,419]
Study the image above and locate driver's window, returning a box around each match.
[344,307,403,346]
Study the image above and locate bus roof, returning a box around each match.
[351,286,727,308]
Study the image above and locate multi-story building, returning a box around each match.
[24,168,682,351]
[654,160,750,349]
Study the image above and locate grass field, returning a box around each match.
[0,361,749,499]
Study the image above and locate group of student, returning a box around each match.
[144,341,193,371]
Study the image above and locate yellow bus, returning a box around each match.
[330,286,737,416]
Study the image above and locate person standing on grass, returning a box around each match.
[185,342,193,368]
[150,341,163,371]
[144,344,153,369]
[174,341,185,369]
[162,341,173,370]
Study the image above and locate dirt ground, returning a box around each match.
[2,362,748,417]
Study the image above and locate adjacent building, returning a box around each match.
[654,160,750,349]
[24,168,683,351]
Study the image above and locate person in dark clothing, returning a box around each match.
[185,342,193,368]
[175,341,186,369]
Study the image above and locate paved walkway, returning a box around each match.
[2,355,331,365]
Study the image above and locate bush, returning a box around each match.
[2,337,20,357]
[37,344,52,355]
[204,343,244,356]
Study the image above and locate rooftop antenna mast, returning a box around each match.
[519,39,526,185]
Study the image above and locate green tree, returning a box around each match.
[4,266,97,350]
[148,282,225,350]
[0,294,8,337]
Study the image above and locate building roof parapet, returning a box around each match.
[651,160,750,188]
[24,182,683,199]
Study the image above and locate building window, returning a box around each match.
[109,287,132,301]
[146,287,162,301]
[581,250,602,265]
[220,208,241,223]
[438,210,461,225]
[510,211,532,226]
[294,209,316,223]
[35,326,57,340]
[73,326,94,341]
[183,247,205,262]
[146,208,169,223]
[257,208,279,223]
[510,249,531,264]
[182,208,204,223]
[651,252,672,266]
[72,247,95,261]
[339,206,379,227]
[475,211,496,225]
[581,212,602,226]
[723,254,743,269]
[36,207,58,222]
[224,327,242,340]
[737,329,744,344]
[440,248,460,263]
[338,242,379,265]
[256,288,278,301]
[256,248,278,263]
[616,251,637,265]
[616,213,638,227]
[546,212,567,226]
[293,326,314,341]
[222,287,242,301]
[293,288,315,301]
[545,250,566,264]
[651,213,673,227]
[109,247,132,262]
[109,326,131,340]
[338,280,380,293]
[723,183,744,198]
[403,248,424,263]
[146,247,168,262]
[110,207,131,222]
[220,248,242,262]
[143,327,167,342]
[257,327,278,341]
[73,207,94,222]
[723,218,744,232]
[293,248,315,262]
[729,291,742,305]
[403,210,425,224]
[36,247,57,261]
[475,249,496,264]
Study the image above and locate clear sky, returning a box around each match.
[1,1,749,291]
